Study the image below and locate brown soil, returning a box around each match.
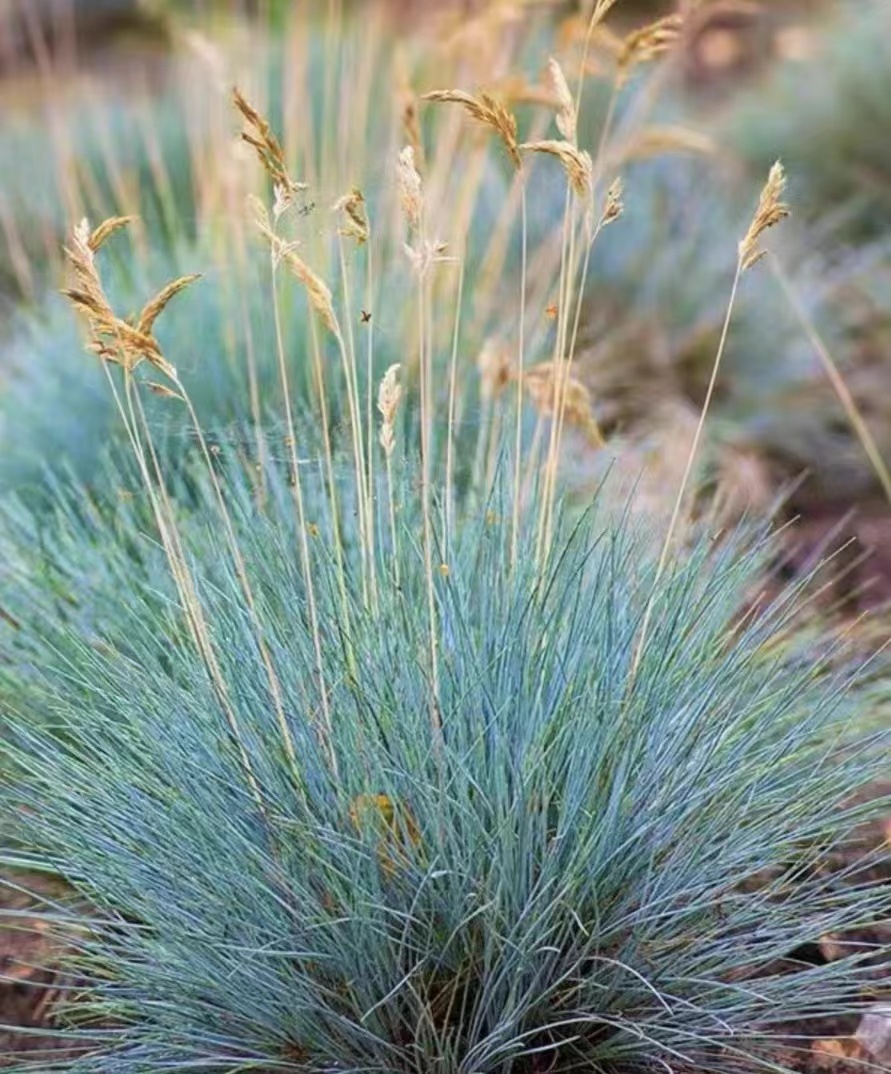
[0,872,71,1067]
[779,501,891,621]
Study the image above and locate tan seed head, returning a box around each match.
[520,140,593,198]
[546,58,577,146]
[422,89,520,169]
[739,161,790,272]
[397,146,424,231]
[378,364,403,457]
[332,187,370,246]
[523,361,604,446]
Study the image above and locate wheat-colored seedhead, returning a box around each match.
[520,139,593,198]
[739,161,790,272]
[233,86,307,207]
[422,89,521,168]
[378,364,402,457]
[333,187,370,246]
[546,58,577,146]
[618,14,684,81]
[397,145,424,231]
[63,216,195,383]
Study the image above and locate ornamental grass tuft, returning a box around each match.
[1,6,891,1073]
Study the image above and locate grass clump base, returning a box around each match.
[2,457,891,1073]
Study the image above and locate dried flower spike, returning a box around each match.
[87,216,136,252]
[523,361,604,447]
[137,274,202,335]
[397,146,423,231]
[546,58,577,146]
[618,14,683,81]
[249,197,340,337]
[233,86,307,206]
[739,161,789,272]
[62,215,186,383]
[332,188,369,245]
[601,178,624,226]
[520,140,593,198]
[422,89,520,169]
[280,248,339,337]
[378,364,403,457]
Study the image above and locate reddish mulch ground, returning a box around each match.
[0,873,72,1067]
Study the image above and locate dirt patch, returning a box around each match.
[0,872,72,1067]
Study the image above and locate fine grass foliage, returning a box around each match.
[4,453,891,1074]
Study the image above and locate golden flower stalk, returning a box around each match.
[546,58,577,146]
[377,363,402,457]
[739,161,790,272]
[520,140,593,198]
[397,146,424,231]
[422,89,521,168]
[332,187,370,246]
[618,14,683,81]
[86,215,136,251]
[250,196,340,338]
[137,274,203,336]
[523,361,604,446]
[232,86,307,205]
[62,216,195,383]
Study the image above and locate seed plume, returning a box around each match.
[332,187,369,246]
[739,161,790,271]
[546,58,577,146]
[520,140,593,198]
[233,86,306,206]
[397,146,424,230]
[378,364,402,457]
[422,90,520,168]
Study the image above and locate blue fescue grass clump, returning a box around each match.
[2,453,890,1073]
[4,10,891,1070]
